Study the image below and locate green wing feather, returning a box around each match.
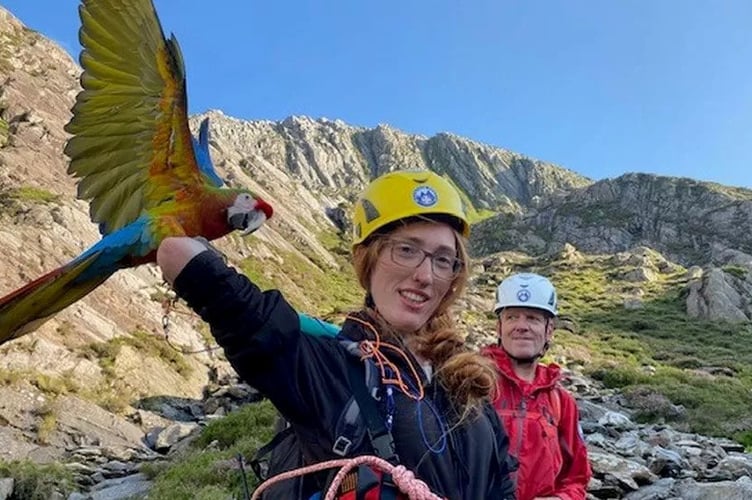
[65,0,205,235]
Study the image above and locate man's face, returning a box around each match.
[497,307,553,360]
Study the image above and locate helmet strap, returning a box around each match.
[364,292,376,309]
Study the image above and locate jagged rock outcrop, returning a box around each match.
[472,173,752,264]
[0,8,80,196]
[686,267,752,322]
[423,132,590,209]
[682,244,752,322]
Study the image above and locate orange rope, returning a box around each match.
[346,315,425,400]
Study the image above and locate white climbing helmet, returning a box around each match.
[494,272,558,316]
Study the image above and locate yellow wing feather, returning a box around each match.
[65,0,205,235]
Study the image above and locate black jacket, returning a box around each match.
[174,251,516,499]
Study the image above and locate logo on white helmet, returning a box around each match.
[516,289,530,302]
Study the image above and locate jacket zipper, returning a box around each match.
[514,396,527,459]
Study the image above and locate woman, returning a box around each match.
[157,170,516,499]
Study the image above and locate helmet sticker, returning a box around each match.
[361,199,380,223]
[517,289,530,302]
[413,186,438,207]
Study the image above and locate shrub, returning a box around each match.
[622,385,686,423]
[123,330,193,378]
[0,460,75,499]
[33,403,58,444]
[668,356,703,370]
[722,265,748,280]
[9,186,60,204]
[735,430,752,452]
[148,401,278,499]
[193,400,277,449]
[599,367,647,388]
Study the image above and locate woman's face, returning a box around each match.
[369,221,458,333]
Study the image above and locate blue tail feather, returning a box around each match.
[192,117,225,187]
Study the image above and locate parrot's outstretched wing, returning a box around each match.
[64,0,210,235]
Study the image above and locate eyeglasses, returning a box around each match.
[385,239,463,280]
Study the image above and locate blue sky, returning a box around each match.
[5,1,752,188]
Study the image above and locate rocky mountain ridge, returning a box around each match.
[472,173,752,265]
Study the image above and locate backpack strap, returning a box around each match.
[250,426,294,480]
[345,356,400,465]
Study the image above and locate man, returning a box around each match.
[484,273,591,500]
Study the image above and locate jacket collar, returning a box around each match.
[483,344,562,390]
[339,310,380,342]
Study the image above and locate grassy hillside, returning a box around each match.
[540,253,752,444]
[239,230,363,321]
[221,242,752,444]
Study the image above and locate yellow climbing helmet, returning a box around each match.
[352,170,469,246]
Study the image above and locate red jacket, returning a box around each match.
[484,346,591,500]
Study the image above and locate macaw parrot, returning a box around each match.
[0,0,273,345]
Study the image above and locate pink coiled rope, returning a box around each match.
[251,454,444,500]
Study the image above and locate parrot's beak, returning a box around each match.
[228,198,273,235]
[232,210,267,235]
